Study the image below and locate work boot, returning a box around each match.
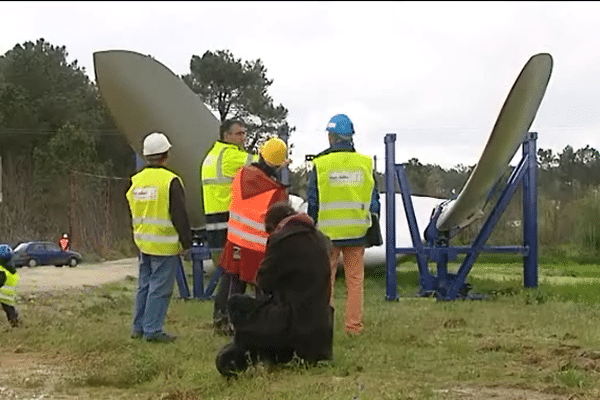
[9,318,20,328]
[145,332,177,343]
[131,331,143,339]
[216,341,249,378]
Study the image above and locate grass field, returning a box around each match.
[1,259,600,399]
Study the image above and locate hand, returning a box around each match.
[180,248,191,261]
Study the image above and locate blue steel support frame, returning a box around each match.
[176,241,221,300]
[384,132,539,300]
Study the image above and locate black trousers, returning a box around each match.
[215,294,294,377]
[2,303,19,326]
[213,273,249,324]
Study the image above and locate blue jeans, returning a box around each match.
[132,253,178,338]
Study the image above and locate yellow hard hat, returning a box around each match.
[260,137,287,166]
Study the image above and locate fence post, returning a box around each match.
[105,178,111,257]
[70,171,76,249]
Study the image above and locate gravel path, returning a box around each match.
[16,258,139,294]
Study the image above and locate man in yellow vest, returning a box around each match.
[307,114,380,335]
[0,244,20,328]
[201,119,258,334]
[126,132,192,343]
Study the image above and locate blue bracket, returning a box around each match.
[175,257,191,299]
[175,236,221,300]
[384,132,539,300]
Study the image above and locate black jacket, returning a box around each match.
[232,213,333,362]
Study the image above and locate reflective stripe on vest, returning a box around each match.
[229,211,267,232]
[201,142,255,214]
[126,167,183,256]
[205,221,229,231]
[0,265,18,306]
[313,152,374,241]
[226,169,279,252]
[227,225,268,246]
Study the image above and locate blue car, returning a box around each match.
[11,241,82,268]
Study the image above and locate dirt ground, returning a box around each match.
[1,258,142,399]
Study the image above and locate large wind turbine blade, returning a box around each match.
[436,53,553,232]
[93,50,220,229]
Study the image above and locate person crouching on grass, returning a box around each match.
[216,202,334,377]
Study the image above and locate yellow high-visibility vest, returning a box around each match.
[0,265,19,306]
[313,151,374,241]
[126,167,183,256]
[201,141,256,215]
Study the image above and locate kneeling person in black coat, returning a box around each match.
[216,202,334,377]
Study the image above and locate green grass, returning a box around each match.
[2,262,600,399]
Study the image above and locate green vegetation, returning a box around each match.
[2,262,600,399]
[0,40,296,259]
[181,49,291,146]
[3,37,600,262]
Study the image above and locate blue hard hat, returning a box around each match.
[0,244,13,263]
[326,114,354,136]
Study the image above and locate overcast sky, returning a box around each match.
[1,1,598,172]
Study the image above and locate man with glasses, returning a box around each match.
[201,119,258,335]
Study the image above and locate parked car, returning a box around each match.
[11,241,82,268]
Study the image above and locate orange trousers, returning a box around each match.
[329,246,365,334]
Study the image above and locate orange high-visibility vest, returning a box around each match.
[226,170,281,252]
[59,238,69,251]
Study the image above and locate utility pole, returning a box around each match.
[277,123,290,186]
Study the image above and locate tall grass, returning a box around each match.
[573,187,600,254]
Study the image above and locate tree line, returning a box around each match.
[0,39,292,254]
[1,38,599,259]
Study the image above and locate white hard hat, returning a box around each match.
[143,132,172,156]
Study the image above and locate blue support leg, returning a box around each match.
[203,267,223,299]
[191,243,213,299]
[175,257,191,299]
[523,132,538,288]
[385,134,399,301]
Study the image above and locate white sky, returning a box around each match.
[1,1,598,172]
